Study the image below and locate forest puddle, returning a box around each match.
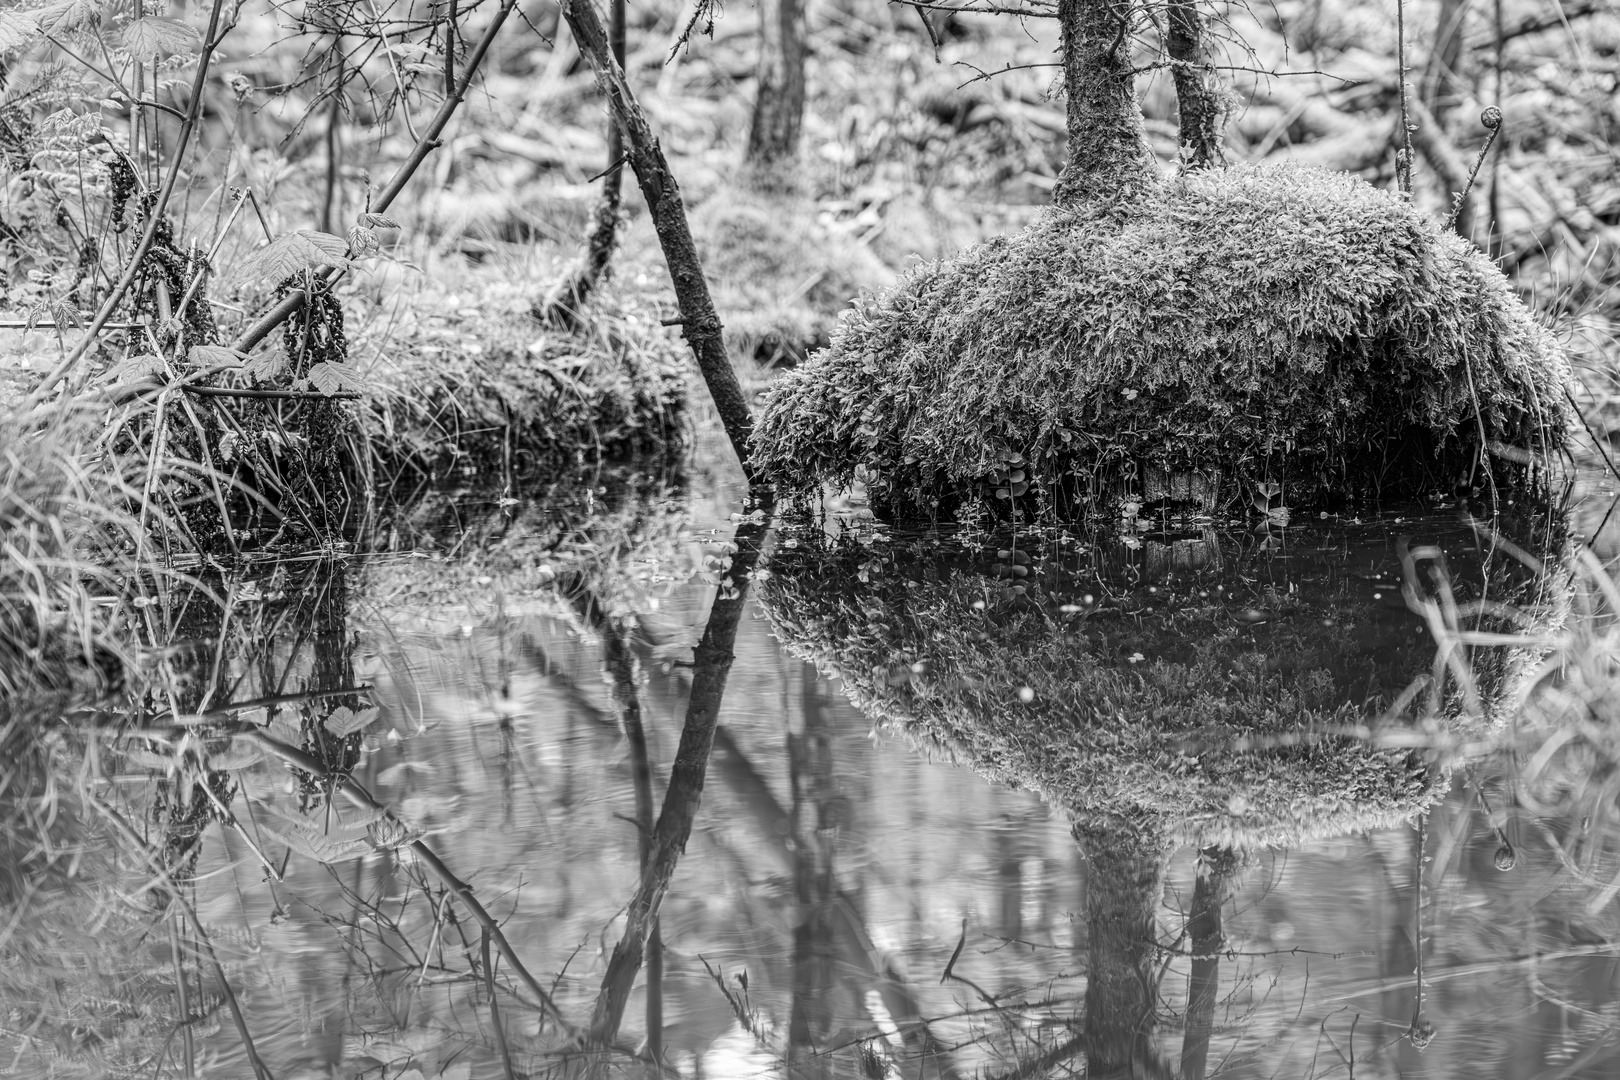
[9,475,1620,1080]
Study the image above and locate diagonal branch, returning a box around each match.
[559,0,758,482]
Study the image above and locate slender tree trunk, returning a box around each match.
[538,0,627,324]
[561,0,758,482]
[746,0,806,168]
[1073,817,1175,1079]
[1179,847,1238,1080]
[1165,0,1227,171]
[1052,0,1160,207]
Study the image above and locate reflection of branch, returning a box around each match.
[942,920,1001,1009]
[572,589,666,1059]
[482,930,519,1080]
[240,727,576,1035]
[90,799,275,1080]
[588,514,773,1043]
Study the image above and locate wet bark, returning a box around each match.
[746,0,807,168]
[1052,0,1160,207]
[586,513,772,1044]
[561,0,758,482]
[1180,847,1238,1080]
[1073,817,1175,1079]
[1165,0,1227,171]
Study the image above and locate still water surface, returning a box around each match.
[7,470,1620,1080]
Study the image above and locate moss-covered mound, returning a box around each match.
[359,288,689,487]
[758,516,1563,847]
[752,165,1573,519]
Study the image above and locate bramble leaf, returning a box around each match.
[358,212,400,230]
[121,16,198,61]
[0,12,40,53]
[242,350,288,384]
[323,705,380,737]
[188,343,244,369]
[105,354,165,382]
[36,0,105,36]
[306,361,364,396]
[244,229,351,281]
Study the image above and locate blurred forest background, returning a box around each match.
[4,0,1620,398]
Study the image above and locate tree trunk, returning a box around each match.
[537,0,627,325]
[1052,0,1160,207]
[1179,847,1238,1080]
[746,0,806,168]
[560,0,758,483]
[1166,0,1227,171]
[1073,817,1175,1079]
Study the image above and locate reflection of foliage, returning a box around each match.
[752,165,1571,520]
[760,518,1559,847]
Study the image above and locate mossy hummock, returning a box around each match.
[361,292,689,486]
[751,164,1572,519]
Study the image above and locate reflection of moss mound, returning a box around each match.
[752,165,1572,519]
[361,288,689,486]
[758,527,1538,848]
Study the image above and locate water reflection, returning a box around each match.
[12,486,1620,1079]
[759,508,1571,1077]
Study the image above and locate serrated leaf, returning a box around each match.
[323,705,380,738]
[0,12,40,53]
[262,817,370,865]
[358,212,400,230]
[347,225,380,258]
[242,350,288,384]
[306,361,364,396]
[121,16,198,61]
[105,353,165,382]
[205,738,263,771]
[244,229,351,282]
[36,0,105,36]
[51,299,83,327]
[189,343,244,369]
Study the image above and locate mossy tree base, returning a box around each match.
[751,165,1572,522]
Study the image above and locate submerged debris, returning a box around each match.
[752,164,1573,521]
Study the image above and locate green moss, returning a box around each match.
[751,164,1573,519]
